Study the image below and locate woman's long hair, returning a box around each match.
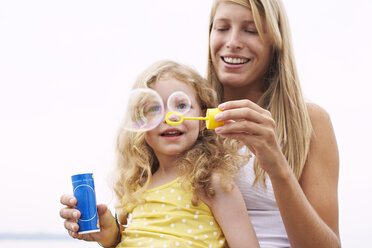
[207,0,313,184]
[113,60,245,223]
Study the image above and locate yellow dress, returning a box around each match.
[118,178,226,248]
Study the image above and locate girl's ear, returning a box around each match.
[200,109,207,131]
[200,120,206,131]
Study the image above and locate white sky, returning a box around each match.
[0,0,371,246]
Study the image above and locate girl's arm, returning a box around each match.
[199,174,259,248]
[60,194,123,247]
[215,100,341,248]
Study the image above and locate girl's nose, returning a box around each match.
[164,111,183,125]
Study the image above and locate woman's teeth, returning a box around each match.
[223,57,249,64]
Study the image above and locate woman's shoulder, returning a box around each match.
[306,102,333,128]
[303,102,338,171]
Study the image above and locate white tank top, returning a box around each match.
[235,152,290,248]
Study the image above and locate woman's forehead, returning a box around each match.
[213,1,253,21]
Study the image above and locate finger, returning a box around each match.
[68,230,74,238]
[60,207,80,220]
[60,194,77,207]
[97,204,115,228]
[97,204,108,216]
[70,230,81,239]
[215,107,267,124]
[218,131,262,151]
[216,119,264,136]
[64,219,79,232]
[218,99,268,115]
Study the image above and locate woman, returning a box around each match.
[208,0,340,247]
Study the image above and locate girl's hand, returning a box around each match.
[215,99,288,176]
[59,194,120,247]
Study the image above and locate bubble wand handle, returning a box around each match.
[183,117,209,121]
[165,108,224,129]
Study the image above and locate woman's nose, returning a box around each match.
[226,29,243,49]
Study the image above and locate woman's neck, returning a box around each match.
[223,84,263,103]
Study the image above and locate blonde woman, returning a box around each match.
[207,0,340,247]
[60,60,259,247]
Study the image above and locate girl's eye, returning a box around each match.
[167,91,191,113]
[151,105,160,112]
[145,105,161,115]
[177,103,187,110]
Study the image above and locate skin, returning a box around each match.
[147,78,259,247]
[145,78,202,189]
[210,2,340,248]
[210,1,272,102]
[59,198,121,247]
[61,77,260,247]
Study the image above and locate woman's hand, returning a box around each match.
[59,194,121,247]
[214,99,288,177]
[216,101,341,247]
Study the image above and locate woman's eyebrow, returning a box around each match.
[213,18,256,25]
[213,18,230,24]
[240,19,256,25]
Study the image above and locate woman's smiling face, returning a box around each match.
[210,2,272,92]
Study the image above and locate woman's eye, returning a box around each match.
[245,29,258,34]
[244,25,258,34]
[213,24,229,31]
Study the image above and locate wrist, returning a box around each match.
[266,159,292,183]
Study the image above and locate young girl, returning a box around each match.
[60,60,259,248]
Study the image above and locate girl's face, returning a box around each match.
[210,2,272,92]
[145,78,202,162]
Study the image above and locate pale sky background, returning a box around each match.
[0,0,371,247]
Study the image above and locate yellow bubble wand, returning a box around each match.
[165,108,224,129]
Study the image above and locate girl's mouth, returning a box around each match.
[161,130,184,137]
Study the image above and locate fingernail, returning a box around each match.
[218,103,226,110]
[71,224,75,231]
[214,113,222,121]
[73,211,78,219]
[215,127,222,132]
[69,198,74,205]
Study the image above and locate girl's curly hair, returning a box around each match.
[112,60,248,223]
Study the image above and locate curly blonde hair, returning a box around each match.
[113,60,246,223]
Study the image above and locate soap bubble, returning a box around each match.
[167,91,191,114]
[122,88,164,132]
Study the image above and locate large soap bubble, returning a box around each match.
[167,91,191,114]
[122,88,164,132]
